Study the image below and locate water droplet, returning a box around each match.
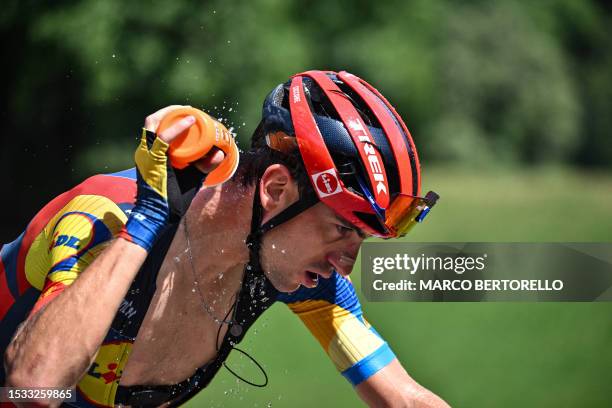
[112,53,116,58]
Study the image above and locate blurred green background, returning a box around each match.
[1,0,611,406]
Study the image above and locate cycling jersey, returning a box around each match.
[0,169,396,407]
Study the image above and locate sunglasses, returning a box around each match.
[354,172,439,238]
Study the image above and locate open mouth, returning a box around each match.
[304,271,319,288]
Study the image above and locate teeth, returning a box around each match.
[307,271,319,286]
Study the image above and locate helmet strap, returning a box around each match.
[246,182,319,272]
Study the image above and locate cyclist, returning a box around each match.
[1,70,447,407]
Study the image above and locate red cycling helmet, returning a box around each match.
[253,70,438,238]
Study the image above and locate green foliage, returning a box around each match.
[3,0,611,176]
[430,2,580,165]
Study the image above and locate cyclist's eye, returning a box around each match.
[336,224,353,237]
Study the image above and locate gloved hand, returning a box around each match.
[118,106,195,251]
[119,105,227,251]
[117,129,175,251]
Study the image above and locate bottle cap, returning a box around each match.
[157,107,240,186]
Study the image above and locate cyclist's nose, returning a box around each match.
[327,251,357,277]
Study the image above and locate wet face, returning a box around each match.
[259,202,366,293]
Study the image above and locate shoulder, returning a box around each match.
[11,169,138,292]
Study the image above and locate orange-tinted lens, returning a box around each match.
[385,195,429,237]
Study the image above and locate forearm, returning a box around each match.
[395,385,450,408]
[4,238,147,388]
[355,359,451,408]
[358,380,450,408]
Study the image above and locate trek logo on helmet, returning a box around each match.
[312,169,342,198]
[347,119,387,195]
[292,85,301,103]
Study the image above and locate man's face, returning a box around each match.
[260,202,366,293]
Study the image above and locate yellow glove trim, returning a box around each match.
[134,128,169,199]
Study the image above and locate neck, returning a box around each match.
[177,181,255,284]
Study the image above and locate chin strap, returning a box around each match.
[246,182,319,266]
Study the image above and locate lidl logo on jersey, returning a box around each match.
[50,232,81,250]
[48,211,113,266]
[78,341,133,407]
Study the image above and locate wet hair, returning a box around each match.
[235,122,313,199]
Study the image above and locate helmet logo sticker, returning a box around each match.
[292,85,301,103]
[347,119,388,195]
[347,119,365,133]
[312,169,342,198]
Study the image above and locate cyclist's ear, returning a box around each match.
[259,164,299,223]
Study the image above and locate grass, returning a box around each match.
[188,166,612,408]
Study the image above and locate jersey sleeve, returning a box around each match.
[27,194,128,314]
[277,272,396,386]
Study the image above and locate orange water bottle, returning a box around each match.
[157,107,240,187]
